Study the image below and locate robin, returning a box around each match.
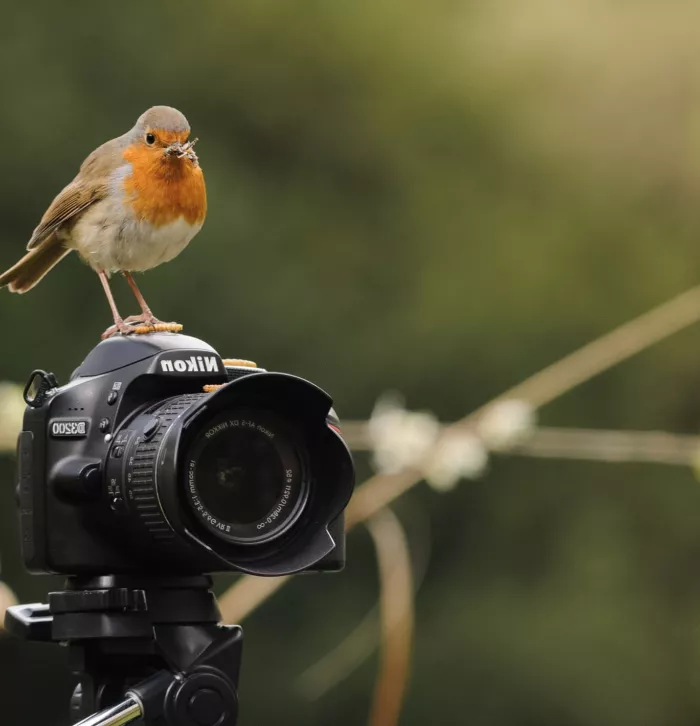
[0,106,207,339]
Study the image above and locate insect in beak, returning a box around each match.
[164,138,199,165]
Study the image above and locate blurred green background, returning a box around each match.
[2,0,700,724]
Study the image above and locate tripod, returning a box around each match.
[4,575,242,726]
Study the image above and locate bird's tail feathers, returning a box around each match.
[0,237,71,294]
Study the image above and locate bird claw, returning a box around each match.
[101,319,136,340]
[123,313,162,326]
[101,318,183,340]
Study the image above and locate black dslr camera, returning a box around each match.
[16,332,355,577]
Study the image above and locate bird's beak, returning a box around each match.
[164,138,199,165]
[164,141,184,156]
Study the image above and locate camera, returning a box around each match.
[15,332,354,577]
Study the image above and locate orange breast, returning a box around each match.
[122,145,207,227]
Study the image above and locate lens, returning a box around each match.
[184,410,308,544]
[196,429,283,525]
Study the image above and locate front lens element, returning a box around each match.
[184,410,308,544]
[196,428,284,525]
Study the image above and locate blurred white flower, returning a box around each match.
[475,399,536,451]
[368,393,440,475]
[367,394,531,491]
[425,432,489,492]
[0,382,25,454]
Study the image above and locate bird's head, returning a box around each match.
[131,106,199,167]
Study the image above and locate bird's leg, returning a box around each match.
[123,272,162,325]
[98,271,133,339]
[122,272,183,333]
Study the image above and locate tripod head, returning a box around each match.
[5,576,242,726]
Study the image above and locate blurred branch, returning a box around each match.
[218,573,290,624]
[465,284,700,416]
[0,381,25,454]
[341,423,700,466]
[0,384,23,635]
[0,581,18,634]
[298,604,379,702]
[297,505,431,701]
[344,289,700,527]
[366,509,414,726]
[510,427,700,465]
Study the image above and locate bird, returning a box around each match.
[0,105,207,339]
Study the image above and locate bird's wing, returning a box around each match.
[26,179,107,250]
[26,137,125,250]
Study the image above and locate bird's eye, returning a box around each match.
[145,133,156,145]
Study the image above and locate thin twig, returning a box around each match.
[366,509,414,726]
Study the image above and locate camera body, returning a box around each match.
[17,333,354,577]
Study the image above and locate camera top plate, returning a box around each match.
[74,333,218,378]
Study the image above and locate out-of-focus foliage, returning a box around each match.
[2,1,700,725]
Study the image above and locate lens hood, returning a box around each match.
[155,372,355,576]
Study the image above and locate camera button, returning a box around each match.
[142,417,161,441]
[81,464,101,496]
[107,391,118,405]
[112,446,125,459]
[99,417,110,433]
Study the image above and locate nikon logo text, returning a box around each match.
[160,356,222,374]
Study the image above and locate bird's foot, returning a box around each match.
[123,313,161,326]
[101,315,183,340]
[119,313,184,336]
[101,319,136,340]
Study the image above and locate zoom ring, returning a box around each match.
[128,394,203,541]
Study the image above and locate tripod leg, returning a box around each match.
[71,697,142,726]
